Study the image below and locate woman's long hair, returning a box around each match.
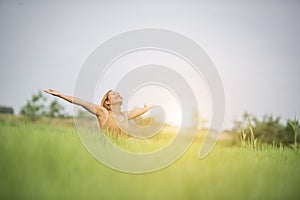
[100,90,112,111]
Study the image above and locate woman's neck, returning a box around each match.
[110,104,121,114]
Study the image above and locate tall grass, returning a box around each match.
[240,116,299,151]
[1,115,300,200]
[288,117,299,150]
[240,118,257,150]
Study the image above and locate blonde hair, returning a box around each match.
[100,90,112,111]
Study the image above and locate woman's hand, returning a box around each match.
[126,104,156,119]
[43,89,61,97]
[144,104,155,111]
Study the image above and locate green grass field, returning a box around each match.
[1,115,300,200]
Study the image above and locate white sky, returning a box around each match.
[1,0,300,130]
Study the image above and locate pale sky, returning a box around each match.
[1,0,300,130]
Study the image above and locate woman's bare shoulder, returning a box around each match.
[95,106,109,117]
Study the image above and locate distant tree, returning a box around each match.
[232,112,299,146]
[253,115,291,144]
[47,99,66,118]
[20,90,67,120]
[20,91,47,120]
[0,106,14,114]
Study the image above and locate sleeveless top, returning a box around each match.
[100,111,129,136]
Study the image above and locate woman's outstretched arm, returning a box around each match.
[44,89,106,116]
[126,104,155,120]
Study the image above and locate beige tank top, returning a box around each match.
[101,111,129,135]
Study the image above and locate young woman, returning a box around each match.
[44,89,154,136]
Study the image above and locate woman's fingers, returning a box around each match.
[144,104,155,110]
[43,89,60,96]
[43,89,50,94]
[44,89,52,94]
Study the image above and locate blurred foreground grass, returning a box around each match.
[1,115,300,200]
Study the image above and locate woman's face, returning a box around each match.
[108,91,123,105]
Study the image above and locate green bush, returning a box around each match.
[233,112,299,147]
